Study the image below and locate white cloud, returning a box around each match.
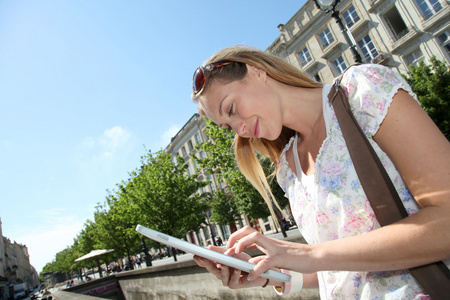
[99,126,131,156]
[78,126,132,159]
[8,208,85,273]
[159,124,180,149]
[75,126,134,172]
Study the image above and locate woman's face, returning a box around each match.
[200,65,283,141]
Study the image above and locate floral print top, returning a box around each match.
[276,64,445,299]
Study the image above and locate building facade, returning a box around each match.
[0,219,39,300]
[164,114,237,247]
[267,0,449,82]
[163,0,450,249]
[164,114,280,247]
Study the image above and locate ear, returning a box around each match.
[246,64,267,82]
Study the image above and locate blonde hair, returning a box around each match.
[193,45,322,219]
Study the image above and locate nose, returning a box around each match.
[231,119,247,137]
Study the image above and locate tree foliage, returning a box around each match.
[196,119,289,222]
[208,190,241,225]
[402,57,450,140]
[40,148,211,274]
[93,191,142,267]
[127,150,210,239]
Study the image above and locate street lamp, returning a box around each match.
[141,238,152,267]
[313,0,363,64]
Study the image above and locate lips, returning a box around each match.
[252,119,259,138]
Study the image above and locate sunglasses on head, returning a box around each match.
[192,61,233,95]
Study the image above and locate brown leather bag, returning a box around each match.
[327,73,450,299]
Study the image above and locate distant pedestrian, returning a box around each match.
[136,257,142,268]
[214,236,223,246]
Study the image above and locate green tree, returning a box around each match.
[402,57,450,140]
[76,220,99,256]
[209,190,241,225]
[127,150,210,260]
[93,189,142,270]
[196,119,289,223]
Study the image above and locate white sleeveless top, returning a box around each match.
[276,64,447,299]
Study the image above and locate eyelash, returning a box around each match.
[226,104,233,130]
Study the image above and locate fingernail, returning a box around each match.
[247,276,252,281]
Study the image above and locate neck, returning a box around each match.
[279,83,324,138]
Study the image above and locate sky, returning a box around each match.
[0,0,306,273]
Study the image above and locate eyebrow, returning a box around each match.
[218,96,227,117]
[218,96,228,129]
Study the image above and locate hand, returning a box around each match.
[193,245,269,289]
[226,226,311,280]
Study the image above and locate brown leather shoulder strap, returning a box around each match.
[328,73,450,299]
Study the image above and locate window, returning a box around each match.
[332,56,347,75]
[319,28,335,49]
[314,74,321,82]
[195,133,202,144]
[181,146,187,157]
[188,140,194,151]
[404,48,424,67]
[383,6,409,41]
[438,31,450,56]
[298,47,312,66]
[342,5,360,28]
[357,35,379,62]
[415,0,443,20]
[187,165,192,176]
[200,151,207,158]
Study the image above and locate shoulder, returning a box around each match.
[339,64,419,137]
[341,64,412,96]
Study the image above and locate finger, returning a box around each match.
[223,246,253,261]
[226,226,258,248]
[248,257,275,281]
[193,255,205,267]
[234,231,270,254]
[220,265,231,286]
[248,255,266,265]
[195,256,222,278]
[228,268,242,289]
[208,245,227,253]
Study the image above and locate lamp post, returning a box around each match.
[141,238,152,267]
[313,0,363,64]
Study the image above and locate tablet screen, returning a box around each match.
[136,224,291,282]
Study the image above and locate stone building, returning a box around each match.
[0,218,39,300]
[164,114,238,247]
[267,0,449,82]
[164,114,280,247]
[163,0,449,249]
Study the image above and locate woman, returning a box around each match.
[191,45,450,298]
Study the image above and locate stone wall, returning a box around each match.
[115,258,320,300]
[64,234,320,300]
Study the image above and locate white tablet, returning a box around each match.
[135,225,291,282]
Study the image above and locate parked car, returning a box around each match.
[13,283,27,299]
[82,269,93,277]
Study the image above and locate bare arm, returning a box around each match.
[231,90,450,277]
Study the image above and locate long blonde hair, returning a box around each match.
[193,45,322,219]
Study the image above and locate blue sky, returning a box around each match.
[0,0,305,273]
